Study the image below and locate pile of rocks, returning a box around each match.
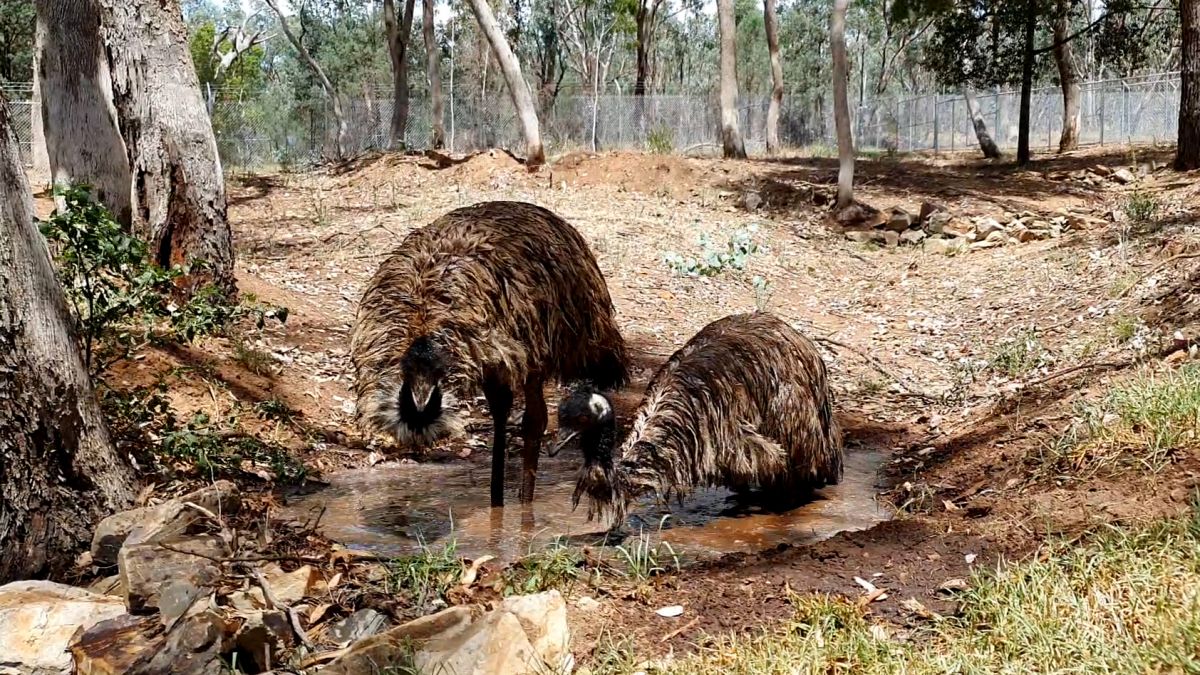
[1051,163,1150,186]
[845,202,1081,254]
[0,481,571,675]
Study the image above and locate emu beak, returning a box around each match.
[410,380,436,411]
[548,429,578,457]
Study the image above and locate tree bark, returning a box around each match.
[717,0,746,158]
[466,0,545,167]
[384,0,417,149]
[30,50,50,179]
[1177,0,1200,170]
[832,0,853,208]
[423,0,445,149]
[0,90,136,584]
[764,0,784,154]
[97,0,235,295]
[1053,0,1080,152]
[1017,0,1037,166]
[35,0,130,225]
[264,0,349,160]
[964,89,1002,159]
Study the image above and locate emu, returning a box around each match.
[552,311,842,523]
[350,201,628,507]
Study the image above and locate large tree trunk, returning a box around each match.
[423,0,445,149]
[97,0,235,295]
[832,0,853,208]
[764,0,784,154]
[384,0,417,149]
[264,0,349,160]
[1178,0,1200,170]
[1053,0,1080,153]
[466,0,545,167]
[1017,0,1037,166]
[0,90,136,584]
[717,0,746,158]
[964,89,1002,159]
[30,52,50,180]
[35,0,130,225]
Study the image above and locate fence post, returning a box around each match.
[933,96,940,153]
[1099,85,1105,146]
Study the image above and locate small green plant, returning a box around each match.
[1052,364,1200,476]
[233,338,277,376]
[646,125,674,154]
[1122,190,1161,228]
[751,275,773,312]
[611,517,681,581]
[664,225,762,277]
[502,539,583,595]
[988,329,1052,378]
[255,397,298,423]
[387,540,463,608]
[589,632,641,675]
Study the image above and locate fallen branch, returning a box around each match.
[1024,358,1134,388]
[660,616,700,643]
[814,336,933,399]
[253,568,316,650]
[155,542,325,566]
[1116,251,1200,299]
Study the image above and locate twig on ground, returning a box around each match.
[156,542,326,566]
[1115,252,1200,299]
[814,336,934,400]
[661,616,700,643]
[253,568,316,650]
[1024,359,1134,388]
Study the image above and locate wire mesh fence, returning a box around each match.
[3,82,35,163]
[3,71,1184,170]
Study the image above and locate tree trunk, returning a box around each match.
[466,0,545,167]
[831,0,853,208]
[717,0,746,158]
[1053,0,1080,152]
[35,0,130,225]
[384,0,417,150]
[264,0,349,160]
[0,90,136,584]
[97,0,235,295]
[1017,0,1037,166]
[30,50,50,180]
[964,89,1002,159]
[423,0,445,149]
[1178,0,1200,170]
[764,0,784,154]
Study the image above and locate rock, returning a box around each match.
[574,596,601,612]
[92,481,239,567]
[742,191,763,211]
[899,229,927,246]
[879,230,900,248]
[119,535,228,616]
[974,217,1004,240]
[883,207,915,232]
[328,608,389,645]
[233,610,293,672]
[1112,168,1137,184]
[924,238,966,256]
[260,563,318,606]
[415,610,540,675]
[1013,225,1049,243]
[844,230,876,244]
[87,575,124,597]
[71,609,231,675]
[322,606,480,675]
[1092,164,1114,177]
[918,201,945,224]
[499,591,570,672]
[985,230,1007,244]
[940,218,973,238]
[924,211,953,235]
[0,581,127,674]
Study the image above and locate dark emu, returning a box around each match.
[350,201,629,507]
[554,311,843,523]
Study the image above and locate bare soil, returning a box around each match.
[65,143,1200,665]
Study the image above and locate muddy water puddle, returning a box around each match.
[281,449,889,562]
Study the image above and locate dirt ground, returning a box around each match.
[59,143,1200,666]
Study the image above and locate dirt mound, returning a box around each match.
[549,151,700,197]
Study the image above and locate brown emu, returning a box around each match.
[553,312,842,522]
[350,201,628,507]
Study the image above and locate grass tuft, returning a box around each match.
[386,540,463,608]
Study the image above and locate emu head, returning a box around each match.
[364,333,463,446]
[553,383,629,520]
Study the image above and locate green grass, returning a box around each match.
[988,329,1052,378]
[386,540,463,608]
[502,538,584,595]
[611,518,681,581]
[663,504,1200,674]
[1054,364,1200,475]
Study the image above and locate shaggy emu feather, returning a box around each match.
[351,201,628,507]
[555,312,842,523]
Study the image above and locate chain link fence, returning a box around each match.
[3,72,1184,170]
[3,82,35,163]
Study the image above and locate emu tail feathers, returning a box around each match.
[585,347,629,392]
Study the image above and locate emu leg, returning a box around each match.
[484,377,514,508]
[519,376,548,503]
